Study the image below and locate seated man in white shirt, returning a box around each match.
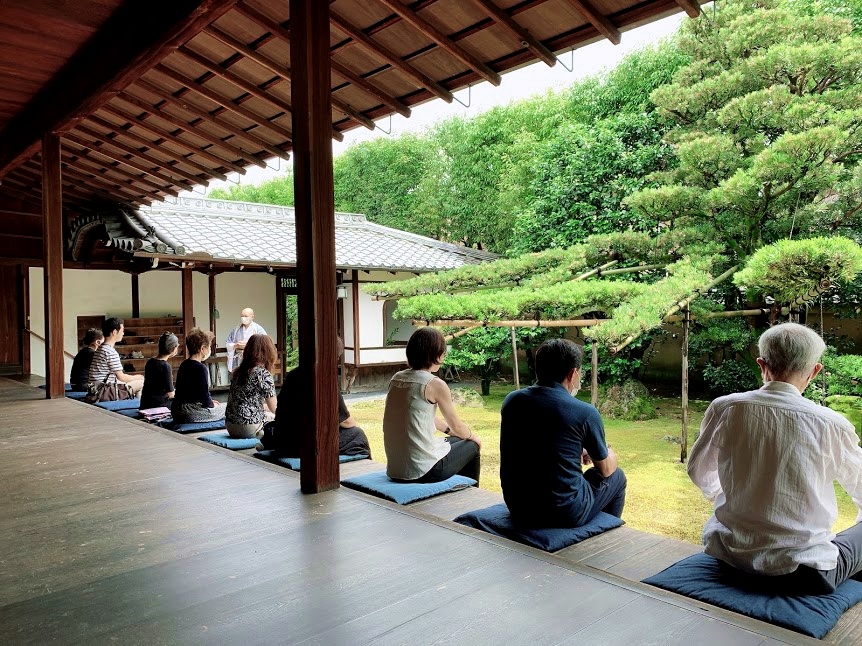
[688,322,862,595]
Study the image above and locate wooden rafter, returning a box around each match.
[99,103,248,175]
[115,91,266,168]
[75,120,211,185]
[374,0,501,86]
[0,0,242,180]
[59,148,180,198]
[133,78,289,160]
[330,58,411,118]
[59,162,161,202]
[232,3,377,130]
[467,0,557,67]
[674,0,701,19]
[62,131,197,190]
[76,114,218,186]
[562,0,621,45]
[329,11,453,103]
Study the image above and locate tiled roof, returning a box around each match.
[68,197,496,272]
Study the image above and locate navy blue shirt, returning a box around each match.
[500,381,608,527]
[172,359,213,408]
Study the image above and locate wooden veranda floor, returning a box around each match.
[0,378,848,645]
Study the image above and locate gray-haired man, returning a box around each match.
[689,322,862,594]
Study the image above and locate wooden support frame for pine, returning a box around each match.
[510,327,520,390]
[680,309,690,463]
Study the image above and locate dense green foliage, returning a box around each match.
[210,173,295,205]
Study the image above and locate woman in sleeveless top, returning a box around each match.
[383,327,481,484]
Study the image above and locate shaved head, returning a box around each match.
[241,308,254,318]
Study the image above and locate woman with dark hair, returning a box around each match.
[140,332,179,410]
[70,328,103,392]
[171,328,224,424]
[225,334,277,438]
[383,327,481,484]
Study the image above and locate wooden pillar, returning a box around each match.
[131,273,140,318]
[291,0,339,493]
[41,134,64,399]
[510,327,520,390]
[208,272,217,349]
[181,267,193,336]
[19,264,30,375]
[591,341,598,408]
[275,272,286,381]
[351,272,361,368]
[680,309,690,463]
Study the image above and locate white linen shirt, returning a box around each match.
[688,380,862,575]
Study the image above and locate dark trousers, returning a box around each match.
[761,523,862,595]
[415,437,481,485]
[583,468,627,523]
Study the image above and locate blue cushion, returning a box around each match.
[93,398,141,412]
[198,433,260,450]
[453,503,625,552]
[114,408,140,418]
[642,553,862,639]
[253,450,369,470]
[67,391,88,400]
[340,471,476,505]
[159,419,226,433]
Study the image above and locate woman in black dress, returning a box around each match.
[139,332,178,410]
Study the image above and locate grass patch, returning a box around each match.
[351,384,858,544]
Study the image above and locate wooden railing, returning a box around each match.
[26,329,75,360]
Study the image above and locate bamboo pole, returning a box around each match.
[590,341,598,407]
[510,327,520,390]
[416,318,608,328]
[573,260,619,281]
[680,309,690,463]
[610,265,740,354]
[444,324,482,341]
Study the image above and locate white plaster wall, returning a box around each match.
[212,272,276,344]
[361,348,407,364]
[29,268,132,378]
[358,289,383,348]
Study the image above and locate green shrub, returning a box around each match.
[599,380,658,421]
[826,354,862,397]
[702,360,760,395]
[825,395,862,442]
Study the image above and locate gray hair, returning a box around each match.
[758,323,825,380]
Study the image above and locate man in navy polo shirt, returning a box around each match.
[500,338,626,528]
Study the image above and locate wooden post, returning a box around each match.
[352,272,361,368]
[275,272,286,382]
[510,327,520,390]
[41,134,64,399]
[19,264,30,375]
[680,309,690,463]
[131,273,140,318]
[291,0,339,493]
[591,341,598,408]
[181,267,193,336]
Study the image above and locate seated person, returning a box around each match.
[263,336,371,457]
[70,328,103,392]
[171,328,225,424]
[88,317,145,398]
[688,323,862,595]
[383,327,481,484]
[500,338,625,528]
[139,332,178,410]
[225,334,278,439]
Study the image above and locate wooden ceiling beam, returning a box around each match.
[0,0,242,180]
[59,162,159,202]
[153,63,299,143]
[467,0,557,67]
[329,11,453,103]
[232,3,376,130]
[100,103,248,175]
[20,162,119,206]
[0,185,42,208]
[63,131,202,189]
[562,0,621,45]
[374,0,501,86]
[205,23,409,119]
[673,0,701,18]
[59,148,180,198]
[115,90,267,168]
[134,78,290,160]
[84,115,223,183]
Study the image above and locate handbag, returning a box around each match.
[85,374,134,404]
